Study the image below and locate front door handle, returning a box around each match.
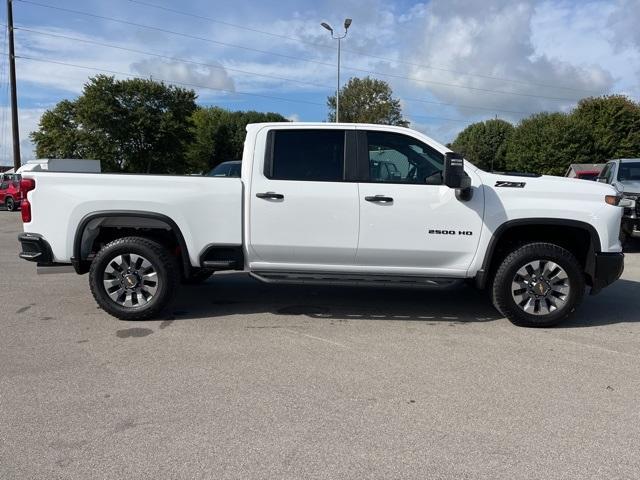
[365,195,394,203]
[256,191,284,200]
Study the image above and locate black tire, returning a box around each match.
[182,268,214,285]
[89,236,179,320]
[4,196,15,211]
[492,242,585,327]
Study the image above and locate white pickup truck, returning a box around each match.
[18,123,626,327]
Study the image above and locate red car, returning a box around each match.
[575,170,601,181]
[0,174,22,211]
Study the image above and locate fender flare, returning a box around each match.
[475,218,601,289]
[72,210,191,275]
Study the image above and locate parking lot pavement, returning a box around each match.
[1,213,640,480]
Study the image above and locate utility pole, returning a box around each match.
[321,18,352,123]
[7,0,21,170]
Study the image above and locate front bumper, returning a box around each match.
[590,252,624,295]
[18,233,54,263]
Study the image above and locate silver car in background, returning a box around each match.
[598,159,640,242]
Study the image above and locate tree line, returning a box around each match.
[31,75,640,176]
[31,75,288,174]
[450,96,640,175]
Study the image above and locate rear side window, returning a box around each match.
[0,182,7,190]
[268,130,345,181]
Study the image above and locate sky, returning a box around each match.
[1,0,639,165]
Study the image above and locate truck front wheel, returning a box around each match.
[89,236,179,320]
[492,242,585,327]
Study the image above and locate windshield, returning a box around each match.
[207,162,241,177]
[617,162,640,181]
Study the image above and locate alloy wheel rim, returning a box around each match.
[511,260,570,316]
[103,253,159,307]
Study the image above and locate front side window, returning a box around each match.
[366,131,444,184]
[270,130,345,182]
[617,162,640,181]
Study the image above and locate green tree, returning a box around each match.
[327,76,409,126]
[502,95,640,175]
[187,107,288,173]
[450,119,514,171]
[570,95,640,162]
[504,112,589,176]
[31,75,198,173]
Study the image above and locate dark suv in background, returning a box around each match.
[207,161,241,178]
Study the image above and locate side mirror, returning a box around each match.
[443,152,466,189]
[443,152,472,201]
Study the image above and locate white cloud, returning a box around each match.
[130,58,235,93]
[607,0,640,50]
[400,0,614,120]
[6,0,640,148]
[0,107,46,165]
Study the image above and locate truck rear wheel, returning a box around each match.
[89,236,178,320]
[492,242,585,327]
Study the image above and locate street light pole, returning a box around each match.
[6,0,21,170]
[321,18,352,123]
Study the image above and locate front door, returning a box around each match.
[248,127,359,269]
[355,129,484,276]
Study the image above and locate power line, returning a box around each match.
[127,0,335,52]
[11,55,480,126]
[407,113,471,124]
[403,97,535,116]
[15,27,331,90]
[15,0,586,103]
[15,55,326,106]
[17,27,536,117]
[127,0,602,96]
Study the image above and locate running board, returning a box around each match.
[250,271,463,289]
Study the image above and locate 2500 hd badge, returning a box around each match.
[428,229,473,236]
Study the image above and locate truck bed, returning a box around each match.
[23,172,243,266]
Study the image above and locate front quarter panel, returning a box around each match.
[468,172,623,275]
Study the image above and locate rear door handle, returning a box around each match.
[365,195,394,203]
[256,191,284,200]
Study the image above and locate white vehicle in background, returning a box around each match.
[17,158,101,174]
[598,159,640,242]
[17,123,626,327]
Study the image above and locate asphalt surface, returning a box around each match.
[1,212,639,480]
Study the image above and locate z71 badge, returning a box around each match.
[495,181,526,188]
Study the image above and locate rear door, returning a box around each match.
[248,127,359,268]
[355,128,484,275]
